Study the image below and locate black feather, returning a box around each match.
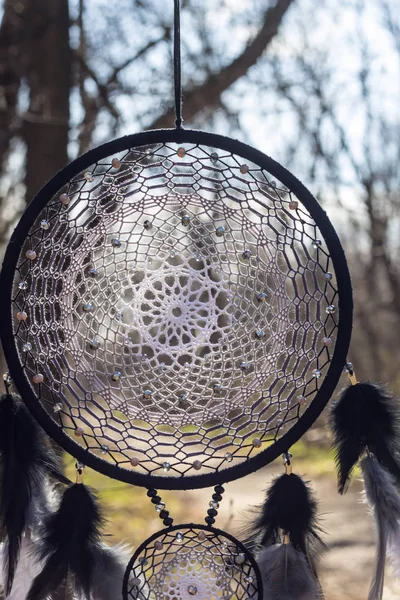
[330,382,400,493]
[257,544,323,600]
[0,393,68,595]
[243,473,326,574]
[27,483,103,600]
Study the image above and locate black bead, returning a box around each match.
[163,517,173,526]
[147,489,157,498]
[205,516,215,525]
[212,493,222,502]
[214,485,225,494]
[207,508,218,517]
[151,496,162,504]
[159,509,169,519]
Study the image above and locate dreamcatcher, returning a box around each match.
[0,1,398,599]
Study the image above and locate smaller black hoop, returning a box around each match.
[122,522,262,600]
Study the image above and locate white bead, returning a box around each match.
[59,193,70,205]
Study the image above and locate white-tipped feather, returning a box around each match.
[91,543,131,600]
[388,526,400,577]
[74,543,134,600]
[257,544,321,600]
[0,537,42,600]
[25,479,57,532]
[361,455,400,600]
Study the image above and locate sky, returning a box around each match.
[0,0,399,243]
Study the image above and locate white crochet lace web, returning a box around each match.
[11,141,339,479]
[126,526,259,600]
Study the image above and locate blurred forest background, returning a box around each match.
[0,0,399,598]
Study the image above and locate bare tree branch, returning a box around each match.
[149,0,294,128]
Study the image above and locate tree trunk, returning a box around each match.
[22,0,71,202]
[0,1,26,170]
[19,4,72,598]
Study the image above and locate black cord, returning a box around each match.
[174,0,183,129]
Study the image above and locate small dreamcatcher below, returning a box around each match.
[123,524,260,600]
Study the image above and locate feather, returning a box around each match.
[91,543,131,600]
[27,483,103,600]
[388,527,400,578]
[0,537,42,600]
[330,382,400,493]
[257,544,322,600]
[243,473,326,573]
[361,455,400,600]
[0,393,68,595]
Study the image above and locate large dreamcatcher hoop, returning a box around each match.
[0,127,352,490]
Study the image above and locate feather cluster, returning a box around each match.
[27,483,102,600]
[245,473,326,571]
[27,483,129,600]
[330,382,400,493]
[0,392,68,595]
[0,393,131,599]
[244,472,326,599]
[361,455,400,600]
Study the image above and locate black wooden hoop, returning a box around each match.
[0,128,353,490]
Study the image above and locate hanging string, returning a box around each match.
[174,0,183,129]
